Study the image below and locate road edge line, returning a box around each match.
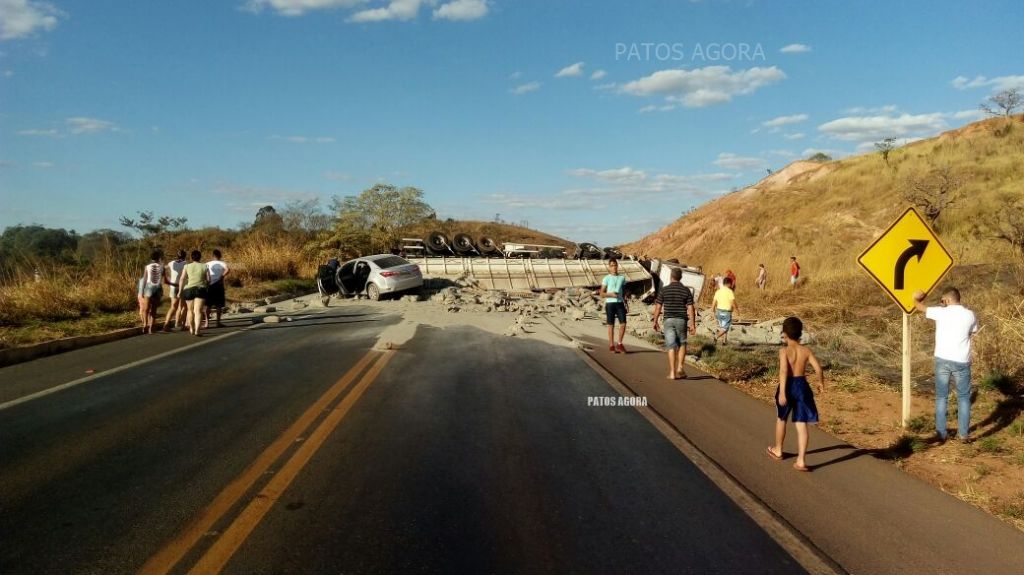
[0,329,253,411]
[576,349,847,575]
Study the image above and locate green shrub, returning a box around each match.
[905,415,929,433]
[977,436,1006,454]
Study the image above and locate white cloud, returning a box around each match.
[269,134,335,143]
[593,82,616,91]
[555,61,585,78]
[16,128,60,137]
[508,71,521,80]
[484,193,599,211]
[432,0,487,21]
[32,160,53,168]
[951,74,1024,92]
[510,81,540,95]
[348,0,421,22]
[767,149,797,158]
[619,66,786,108]
[638,104,675,114]
[2,69,12,78]
[568,166,646,183]
[817,112,948,142]
[951,109,986,121]
[562,167,735,199]
[713,152,768,171]
[0,0,63,40]
[590,69,606,80]
[842,104,898,115]
[66,116,118,134]
[243,0,366,17]
[783,132,805,140]
[761,113,808,128]
[211,183,320,214]
[779,44,811,54]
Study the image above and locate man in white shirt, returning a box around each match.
[913,288,979,442]
[205,249,230,328]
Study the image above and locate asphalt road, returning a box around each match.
[1,305,804,574]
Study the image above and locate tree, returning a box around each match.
[874,137,897,167]
[979,194,1024,261]
[77,229,131,263]
[901,165,964,225]
[327,184,434,255]
[808,152,832,162]
[119,211,187,241]
[279,198,331,234]
[980,88,1022,119]
[0,225,79,263]
[251,205,284,236]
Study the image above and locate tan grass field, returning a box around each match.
[626,115,1024,529]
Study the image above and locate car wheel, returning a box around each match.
[367,283,381,301]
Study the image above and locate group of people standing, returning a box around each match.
[598,255,979,472]
[136,249,230,336]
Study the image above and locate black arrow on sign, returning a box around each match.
[894,239,929,290]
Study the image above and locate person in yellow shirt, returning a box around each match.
[713,277,738,345]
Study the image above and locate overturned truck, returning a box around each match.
[401,232,705,300]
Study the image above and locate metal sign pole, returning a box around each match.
[902,312,912,427]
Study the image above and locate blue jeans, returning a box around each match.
[935,358,972,439]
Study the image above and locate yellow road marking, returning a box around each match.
[138,350,382,575]
[186,351,394,574]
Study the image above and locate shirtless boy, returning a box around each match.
[767,317,825,472]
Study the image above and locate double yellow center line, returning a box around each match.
[139,349,393,575]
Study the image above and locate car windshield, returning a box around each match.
[373,256,411,269]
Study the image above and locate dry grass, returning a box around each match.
[228,234,320,284]
[627,115,1024,385]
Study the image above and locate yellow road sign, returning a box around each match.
[857,207,954,313]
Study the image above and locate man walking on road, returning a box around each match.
[599,258,628,353]
[713,277,738,345]
[652,268,696,379]
[914,288,979,443]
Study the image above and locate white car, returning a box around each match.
[335,254,424,300]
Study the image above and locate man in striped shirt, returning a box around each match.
[652,268,697,379]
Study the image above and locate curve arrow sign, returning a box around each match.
[894,239,929,290]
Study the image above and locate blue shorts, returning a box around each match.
[605,302,627,325]
[715,309,732,330]
[776,376,819,423]
[663,317,688,350]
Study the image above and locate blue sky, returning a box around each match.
[1,0,1022,245]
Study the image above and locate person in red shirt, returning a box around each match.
[725,269,737,293]
[789,256,801,287]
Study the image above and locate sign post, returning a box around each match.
[857,207,954,428]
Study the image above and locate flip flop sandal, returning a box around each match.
[766,447,783,461]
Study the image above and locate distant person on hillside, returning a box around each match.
[651,267,697,379]
[756,264,767,290]
[767,317,825,472]
[713,273,724,289]
[599,258,629,354]
[914,288,979,443]
[204,249,230,329]
[139,251,164,334]
[162,250,188,332]
[178,250,210,337]
[712,277,738,345]
[789,256,801,287]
